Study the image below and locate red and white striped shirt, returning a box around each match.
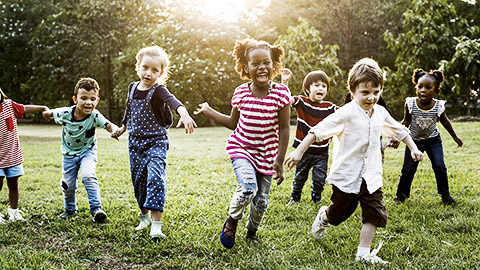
[226,82,291,175]
[0,100,25,168]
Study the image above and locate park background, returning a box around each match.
[1,0,479,269]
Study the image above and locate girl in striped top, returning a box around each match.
[394,69,463,205]
[195,39,290,248]
[0,88,48,223]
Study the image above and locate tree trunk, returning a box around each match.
[105,54,112,120]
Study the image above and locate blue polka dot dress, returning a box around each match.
[125,83,169,211]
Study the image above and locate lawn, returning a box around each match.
[0,122,479,269]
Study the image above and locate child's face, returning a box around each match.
[73,88,99,116]
[416,75,439,104]
[137,55,163,89]
[245,48,274,88]
[307,80,328,103]
[351,81,381,112]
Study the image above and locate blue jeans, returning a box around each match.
[292,151,328,197]
[396,135,450,199]
[61,149,102,215]
[229,158,273,232]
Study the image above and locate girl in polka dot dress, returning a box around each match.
[112,46,197,239]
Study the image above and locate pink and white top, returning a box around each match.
[226,82,291,175]
[0,100,25,168]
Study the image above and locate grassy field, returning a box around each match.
[0,122,479,269]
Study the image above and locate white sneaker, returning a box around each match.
[135,212,152,230]
[150,221,166,239]
[8,208,26,222]
[0,213,5,224]
[311,206,329,240]
[355,241,389,264]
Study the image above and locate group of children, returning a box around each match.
[0,38,463,264]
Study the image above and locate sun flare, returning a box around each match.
[197,0,270,22]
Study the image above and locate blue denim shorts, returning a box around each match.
[0,163,24,178]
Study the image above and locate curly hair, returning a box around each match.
[412,68,444,89]
[74,78,100,96]
[232,38,284,80]
[348,58,384,93]
[136,45,170,84]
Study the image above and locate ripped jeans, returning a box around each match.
[229,158,273,232]
[61,149,102,215]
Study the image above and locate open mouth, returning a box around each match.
[256,72,269,82]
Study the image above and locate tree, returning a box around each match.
[275,18,344,104]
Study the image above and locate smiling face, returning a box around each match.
[73,88,99,117]
[245,48,274,88]
[307,80,328,103]
[415,75,439,105]
[136,55,164,89]
[352,81,382,113]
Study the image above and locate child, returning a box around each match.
[194,39,290,248]
[285,58,424,264]
[42,78,117,223]
[281,68,337,204]
[0,88,48,223]
[111,45,196,239]
[393,69,463,205]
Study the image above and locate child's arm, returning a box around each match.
[274,105,290,185]
[389,103,412,149]
[105,122,119,140]
[176,106,197,134]
[401,135,424,162]
[24,105,49,114]
[439,112,463,147]
[111,125,127,139]
[285,133,316,169]
[194,102,239,130]
[42,109,54,120]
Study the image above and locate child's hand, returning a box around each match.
[194,102,211,115]
[111,125,126,139]
[281,68,292,85]
[42,109,53,121]
[454,136,463,147]
[284,149,303,170]
[387,138,400,149]
[273,160,284,185]
[410,150,423,162]
[176,106,196,134]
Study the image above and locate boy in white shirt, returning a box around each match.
[285,58,423,264]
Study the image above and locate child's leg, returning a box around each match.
[291,154,313,201]
[79,150,103,215]
[424,136,450,196]
[396,145,421,201]
[359,223,376,248]
[0,176,4,192]
[311,152,328,202]
[245,171,272,242]
[6,176,20,209]
[61,156,80,212]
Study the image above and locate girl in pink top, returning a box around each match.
[195,39,291,248]
[0,88,48,223]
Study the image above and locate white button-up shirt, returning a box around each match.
[309,100,410,194]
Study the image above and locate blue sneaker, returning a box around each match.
[220,219,236,249]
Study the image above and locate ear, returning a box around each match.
[72,96,77,104]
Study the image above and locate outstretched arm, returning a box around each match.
[439,112,463,147]
[42,109,54,120]
[273,105,290,185]
[285,133,316,169]
[281,68,292,87]
[24,105,49,114]
[402,135,424,162]
[194,102,239,130]
[389,103,411,149]
[176,106,197,134]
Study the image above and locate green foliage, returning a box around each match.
[1,123,479,269]
[276,18,344,104]
[383,0,475,118]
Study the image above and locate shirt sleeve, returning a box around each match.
[437,100,446,116]
[291,96,300,108]
[154,85,183,114]
[406,97,415,114]
[94,110,110,128]
[11,101,25,118]
[381,108,410,141]
[308,109,345,142]
[52,107,68,125]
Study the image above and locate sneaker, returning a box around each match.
[0,213,5,224]
[286,190,301,205]
[59,209,76,220]
[150,221,166,239]
[355,241,389,264]
[135,212,152,230]
[311,206,329,240]
[441,195,456,205]
[311,193,322,203]
[7,208,26,222]
[93,209,107,223]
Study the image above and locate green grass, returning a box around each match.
[0,122,479,269]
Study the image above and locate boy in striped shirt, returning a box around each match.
[281,69,337,204]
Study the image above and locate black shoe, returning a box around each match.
[395,197,405,205]
[59,210,76,220]
[441,195,456,205]
[312,193,322,203]
[93,209,107,223]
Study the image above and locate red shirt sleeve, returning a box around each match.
[11,101,25,118]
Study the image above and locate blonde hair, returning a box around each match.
[135,45,170,84]
[232,38,284,80]
[348,58,384,93]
